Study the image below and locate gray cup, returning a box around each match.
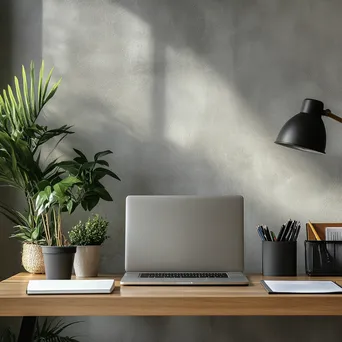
[42,246,76,279]
[262,241,297,276]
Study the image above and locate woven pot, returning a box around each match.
[22,243,45,274]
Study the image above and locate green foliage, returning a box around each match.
[35,176,82,246]
[56,149,120,212]
[35,318,81,342]
[0,318,81,342]
[0,61,62,143]
[35,151,119,246]
[3,204,44,244]
[69,214,109,246]
[0,61,69,194]
[0,61,120,245]
[0,61,72,244]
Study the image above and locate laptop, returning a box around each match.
[120,195,249,285]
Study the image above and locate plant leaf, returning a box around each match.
[67,200,73,214]
[83,195,100,211]
[38,60,44,110]
[59,176,81,188]
[31,226,40,240]
[22,65,31,121]
[30,61,36,119]
[94,187,113,201]
[94,150,112,161]
[95,160,109,167]
[73,148,87,163]
[94,167,121,181]
[42,78,61,106]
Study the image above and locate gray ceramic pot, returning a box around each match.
[41,246,76,279]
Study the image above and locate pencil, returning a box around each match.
[308,221,321,241]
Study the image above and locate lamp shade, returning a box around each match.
[275,98,326,154]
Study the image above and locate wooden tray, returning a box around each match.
[306,222,342,240]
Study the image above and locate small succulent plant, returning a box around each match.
[68,214,109,246]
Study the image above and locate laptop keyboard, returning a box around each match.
[139,272,228,278]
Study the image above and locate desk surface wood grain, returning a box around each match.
[1,273,342,316]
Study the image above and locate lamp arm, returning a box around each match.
[324,109,342,124]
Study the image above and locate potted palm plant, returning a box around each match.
[69,214,109,277]
[0,61,73,273]
[0,61,121,276]
[36,151,120,279]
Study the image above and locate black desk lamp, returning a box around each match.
[275,98,342,154]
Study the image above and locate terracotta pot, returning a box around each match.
[74,245,101,277]
[22,243,45,274]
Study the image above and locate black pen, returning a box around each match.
[289,225,296,241]
[294,223,301,241]
[260,226,268,241]
[264,225,272,241]
[281,220,292,241]
[277,224,285,241]
[288,221,297,241]
[283,220,292,241]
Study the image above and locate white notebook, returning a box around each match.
[27,279,115,295]
[261,280,342,294]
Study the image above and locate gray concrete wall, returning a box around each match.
[0,0,42,281]
[42,1,342,340]
[3,0,342,340]
[0,0,42,334]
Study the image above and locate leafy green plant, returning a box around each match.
[0,201,45,244]
[0,61,120,245]
[0,61,73,244]
[35,318,81,342]
[56,149,120,211]
[35,176,82,246]
[0,318,81,342]
[69,214,109,246]
[35,151,118,246]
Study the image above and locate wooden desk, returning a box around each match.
[2,273,342,316]
[2,273,342,341]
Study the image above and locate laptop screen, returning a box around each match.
[125,195,244,272]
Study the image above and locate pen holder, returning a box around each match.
[262,241,297,276]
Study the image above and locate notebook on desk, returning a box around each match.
[27,279,115,295]
[261,280,342,294]
[120,195,249,286]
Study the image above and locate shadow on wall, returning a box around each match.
[114,0,342,196]
[51,100,235,273]
[43,0,342,275]
[0,1,13,90]
[118,0,342,132]
[39,1,342,341]
[0,0,28,334]
[0,1,20,282]
[0,0,43,281]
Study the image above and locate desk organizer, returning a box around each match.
[305,241,342,276]
[262,241,297,276]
